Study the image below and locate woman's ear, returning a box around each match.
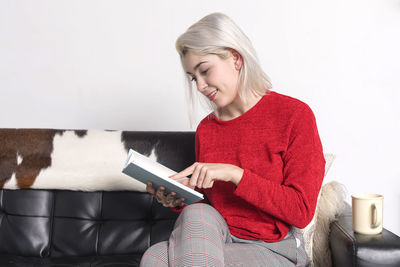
[230,48,243,70]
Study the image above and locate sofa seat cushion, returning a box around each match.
[0,189,178,259]
[0,254,142,266]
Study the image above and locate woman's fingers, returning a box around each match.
[150,185,185,208]
[146,182,155,195]
[180,179,190,187]
[146,181,185,208]
[196,165,208,188]
[189,163,201,187]
[190,163,213,188]
[169,163,197,180]
[173,197,185,207]
[164,192,176,206]
[155,186,166,202]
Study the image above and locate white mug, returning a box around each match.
[352,193,383,235]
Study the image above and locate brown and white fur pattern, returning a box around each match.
[0,129,158,191]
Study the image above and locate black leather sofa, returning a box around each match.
[330,204,400,267]
[0,189,177,266]
[1,131,400,266]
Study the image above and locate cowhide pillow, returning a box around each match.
[0,129,149,191]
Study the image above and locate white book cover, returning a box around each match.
[122,149,204,205]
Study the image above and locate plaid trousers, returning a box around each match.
[140,203,309,267]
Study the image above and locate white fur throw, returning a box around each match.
[301,154,347,267]
[311,181,346,267]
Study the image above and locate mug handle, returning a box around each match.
[371,203,382,229]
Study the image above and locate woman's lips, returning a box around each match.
[207,89,218,101]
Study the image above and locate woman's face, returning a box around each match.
[182,50,242,110]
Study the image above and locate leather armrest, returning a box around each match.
[329,203,400,267]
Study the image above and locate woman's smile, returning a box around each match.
[207,89,218,101]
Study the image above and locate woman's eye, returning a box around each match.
[190,69,208,82]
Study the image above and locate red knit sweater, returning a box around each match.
[175,91,325,242]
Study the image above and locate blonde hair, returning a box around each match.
[176,12,272,128]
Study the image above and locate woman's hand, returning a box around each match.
[146,182,185,208]
[169,162,244,189]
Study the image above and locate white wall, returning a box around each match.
[1,0,399,234]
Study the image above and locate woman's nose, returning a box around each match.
[196,79,208,92]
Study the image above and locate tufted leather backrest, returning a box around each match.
[0,131,196,258]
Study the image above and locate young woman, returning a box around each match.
[140,12,325,267]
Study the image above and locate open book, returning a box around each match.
[122,149,204,205]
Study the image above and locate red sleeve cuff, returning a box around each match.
[170,204,187,213]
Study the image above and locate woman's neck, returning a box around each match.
[218,92,263,121]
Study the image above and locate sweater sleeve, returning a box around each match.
[234,104,325,228]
